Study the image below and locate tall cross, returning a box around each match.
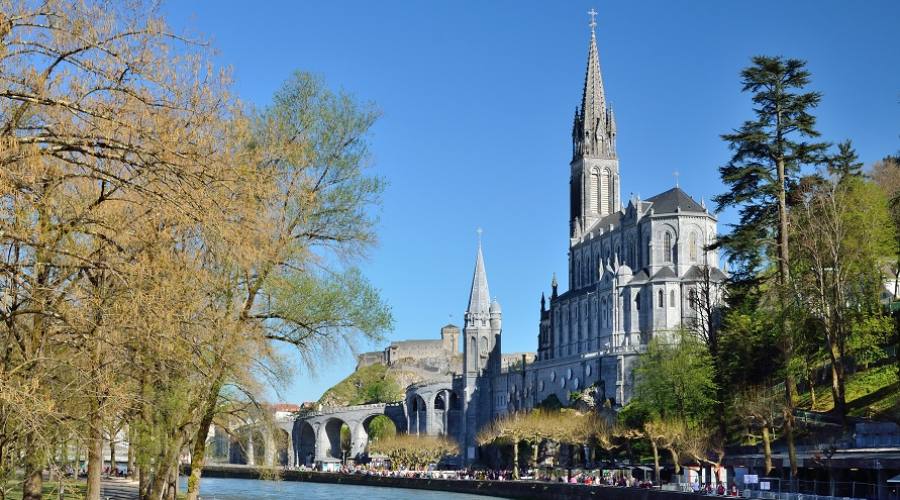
[476,227,483,245]
[587,8,598,32]
[673,170,680,188]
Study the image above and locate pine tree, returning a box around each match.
[827,140,864,180]
[713,56,829,478]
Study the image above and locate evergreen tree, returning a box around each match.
[827,140,864,180]
[714,56,829,478]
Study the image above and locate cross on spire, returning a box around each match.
[673,170,680,188]
[587,8,598,33]
[476,227,483,246]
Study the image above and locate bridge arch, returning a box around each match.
[295,420,316,466]
[322,417,349,460]
[295,402,408,465]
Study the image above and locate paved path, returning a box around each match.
[100,478,139,500]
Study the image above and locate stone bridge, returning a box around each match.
[227,417,296,467]
[293,402,407,465]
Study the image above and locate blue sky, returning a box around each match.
[163,1,900,404]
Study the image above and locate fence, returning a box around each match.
[740,477,889,500]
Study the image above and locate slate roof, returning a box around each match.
[646,187,705,214]
[682,265,729,281]
[585,210,623,234]
[651,266,678,280]
[628,269,650,284]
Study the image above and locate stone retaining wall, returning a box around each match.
[196,465,694,500]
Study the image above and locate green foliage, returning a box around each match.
[632,330,718,424]
[536,393,564,410]
[714,55,828,282]
[717,304,781,389]
[265,268,393,368]
[318,363,403,406]
[369,434,459,470]
[367,415,397,442]
[827,140,864,179]
[340,423,351,452]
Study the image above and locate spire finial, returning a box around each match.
[673,170,680,188]
[588,8,598,34]
[476,227,483,246]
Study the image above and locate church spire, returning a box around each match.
[466,235,491,316]
[573,9,616,160]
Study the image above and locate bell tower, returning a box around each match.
[460,232,501,462]
[570,9,620,240]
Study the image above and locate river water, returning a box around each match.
[185,477,505,500]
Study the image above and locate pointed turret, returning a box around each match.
[466,241,491,316]
[569,11,621,238]
[581,28,606,135]
[573,18,616,160]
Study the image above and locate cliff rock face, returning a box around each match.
[318,354,462,407]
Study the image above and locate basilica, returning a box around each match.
[313,18,726,467]
[403,18,727,463]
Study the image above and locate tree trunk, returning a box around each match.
[22,433,43,500]
[85,413,103,500]
[110,437,117,475]
[148,432,185,500]
[651,440,660,483]
[807,367,817,409]
[186,376,224,500]
[512,442,520,480]
[776,145,798,481]
[669,448,680,475]
[128,427,135,476]
[761,425,773,475]
[166,465,178,500]
[827,342,848,425]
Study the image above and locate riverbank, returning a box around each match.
[195,465,691,500]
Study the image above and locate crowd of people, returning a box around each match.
[292,462,743,496]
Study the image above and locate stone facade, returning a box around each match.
[296,21,725,467]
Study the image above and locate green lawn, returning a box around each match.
[796,365,900,421]
[2,481,87,500]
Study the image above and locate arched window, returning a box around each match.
[669,290,676,308]
[690,232,699,262]
[664,232,673,262]
[635,292,641,311]
[657,289,664,308]
[601,169,611,214]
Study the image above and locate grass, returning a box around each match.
[796,365,900,421]
[2,481,87,500]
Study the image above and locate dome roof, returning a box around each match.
[616,264,633,277]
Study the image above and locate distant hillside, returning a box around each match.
[318,363,404,407]
[796,364,899,421]
[318,354,463,407]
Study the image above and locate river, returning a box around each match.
[183,477,506,500]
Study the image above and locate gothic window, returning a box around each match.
[664,232,673,263]
[669,290,676,308]
[590,172,599,214]
[657,289,664,308]
[689,288,698,309]
[479,336,488,354]
[635,292,640,311]
[600,169,611,214]
[690,232,699,262]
